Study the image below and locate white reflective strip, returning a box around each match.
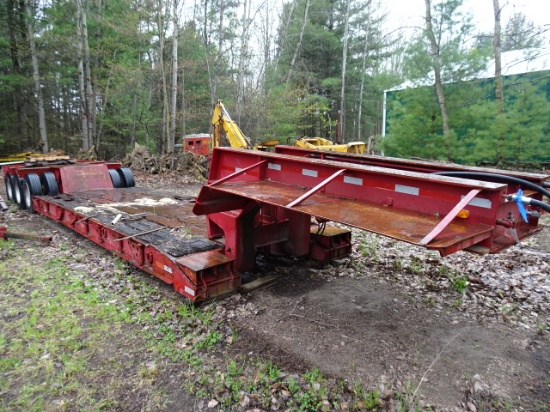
[235,167,243,172]
[302,169,318,178]
[395,184,419,196]
[268,163,281,171]
[464,196,492,209]
[344,176,363,186]
[184,286,195,296]
[163,265,173,274]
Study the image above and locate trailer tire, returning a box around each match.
[109,169,124,188]
[13,177,25,209]
[22,173,43,212]
[4,175,14,201]
[116,167,135,188]
[41,172,60,196]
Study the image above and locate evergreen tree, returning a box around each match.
[384,0,491,161]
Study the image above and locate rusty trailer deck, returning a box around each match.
[198,179,495,253]
[33,187,237,303]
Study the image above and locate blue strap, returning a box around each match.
[515,189,529,223]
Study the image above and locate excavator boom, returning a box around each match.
[211,100,252,150]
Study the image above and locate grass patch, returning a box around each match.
[0,243,168,410]
[0,236,425,411]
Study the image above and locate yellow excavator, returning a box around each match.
[211,100,280,151]
[211,100,366,154]
[211,100,253,150]
[293,137,365,154]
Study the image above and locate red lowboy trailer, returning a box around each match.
[3,159,237,303]
[2,148,549,303]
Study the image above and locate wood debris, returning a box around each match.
[123,143,208,180]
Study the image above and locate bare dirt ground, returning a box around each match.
[1,171,549,411]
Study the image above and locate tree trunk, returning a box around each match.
[493,0,505,165]
[157,0,169,153]
[170,0,179,152]
[181,66,186,137]
[203,0,209,44]
[95,56,114,152]
[274,0,295,72]
[210,0,225,104]
[338,0,351,143]
[131,7,144,149]
[82,0,95,150]
[357,18,370,146]
[92,0,102,149]
[258,0,272,93]
[7,0,28,145]
[75,0,89,150]
[424,0,451,158]
[236,0,249,122]
[25,0,48,152]
[286,0,309,84]
[62,82,71,151]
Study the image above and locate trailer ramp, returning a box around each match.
[193,148,531,271]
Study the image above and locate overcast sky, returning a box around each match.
[180,0,550,76]
[181,1,550,37]
[386,0,550,33]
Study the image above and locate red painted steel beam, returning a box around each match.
[419,189,480,246]
[273,146,547,252]
[274,145,550,187]
[286,169,345,208]
[210,159,267,186]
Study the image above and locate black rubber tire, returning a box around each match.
[4,175,14,201]
[116,167,135,188]
[14,177,25,209]
[41,172,60,196]
[22,173,43,212]
[109,169,124,188]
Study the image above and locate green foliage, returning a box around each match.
[384,71,550,165]
[464,73,550,166]
[503,12,544,52]
[404,0,491,86]
[353,382,380,410]
[0,0,546,164]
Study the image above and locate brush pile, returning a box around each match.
[122,143,208,180]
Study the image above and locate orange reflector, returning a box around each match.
[457,209,470,218]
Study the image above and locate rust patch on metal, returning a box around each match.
[204,180,494,250]
[176,249,233,272]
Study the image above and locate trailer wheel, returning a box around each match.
[4,175,14,201]
[22,173,43,212]
[116,167,135,188]
[109,169,124,188]
[41,172,60,196]
[13,177,25,209]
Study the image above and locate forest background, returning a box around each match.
[1,0,549,167]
